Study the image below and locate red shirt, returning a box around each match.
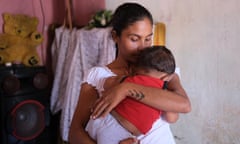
[114,75,164,134]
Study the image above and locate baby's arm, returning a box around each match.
[162,111,179,123]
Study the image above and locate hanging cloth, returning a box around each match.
[51,0,73,114]
[51,28,115,141]
[59,27,115,141]
[51,27,71,114]
[50,0,116,141]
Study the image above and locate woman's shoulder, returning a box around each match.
[84,66,116,81]
[88,66,115,75]
[83,66,116,91]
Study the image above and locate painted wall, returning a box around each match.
[106,0,240,144]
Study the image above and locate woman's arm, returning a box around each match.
[69,83,98,144]
[162,73,189,123]
[136,73,191,112]
[91,74,191,119]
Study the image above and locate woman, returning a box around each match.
[69,3,191,144]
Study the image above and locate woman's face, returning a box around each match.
[115,17,153,63]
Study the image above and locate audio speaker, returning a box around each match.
[0,65,52,144]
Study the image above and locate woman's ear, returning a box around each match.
[111,30,118,43]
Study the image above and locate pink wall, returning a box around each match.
[0,0,105,65]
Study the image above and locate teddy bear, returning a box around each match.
[0,13,43,66]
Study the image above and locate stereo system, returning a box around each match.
[0,65,52,144]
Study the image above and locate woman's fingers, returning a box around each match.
[90,97,110,119]
[91,83,127,119]
[99,101,115,118]
[119,137,139,144]
[91,94,119,118]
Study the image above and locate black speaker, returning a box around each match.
[0,65,52,144]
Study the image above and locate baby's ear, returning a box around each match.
[162,73,175,82]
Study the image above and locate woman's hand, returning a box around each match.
[166,73,191,113]
[90,82,128,119]
[119,137,139,144]
[167,73,183,92]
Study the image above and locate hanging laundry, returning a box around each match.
[50,26,115,141]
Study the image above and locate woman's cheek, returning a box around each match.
[130,41,141,51]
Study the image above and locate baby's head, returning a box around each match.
[135,46,176,76]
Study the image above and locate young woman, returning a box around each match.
[86,46,179,144]
[69,3,191,144]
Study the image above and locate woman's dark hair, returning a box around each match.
[111,2,153,36]
[136,46,176,74]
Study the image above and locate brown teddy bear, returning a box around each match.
[0,13,43,66]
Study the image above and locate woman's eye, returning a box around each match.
[130,37,139,42]
[145,37,152,42]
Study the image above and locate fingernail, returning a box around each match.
[91,115,95,119]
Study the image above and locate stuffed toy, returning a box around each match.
[0,13,43,66]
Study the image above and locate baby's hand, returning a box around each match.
[119,137,139,144]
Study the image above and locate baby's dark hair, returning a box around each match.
[110,2,153,36]
[136,46,176,74]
